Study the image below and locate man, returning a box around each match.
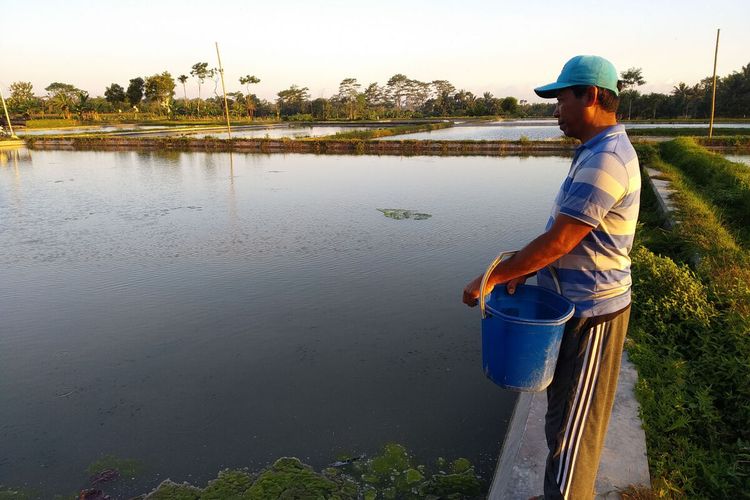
[462,55,640,499]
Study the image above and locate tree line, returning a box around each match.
[618,64,750,119]
[4,61,750,122]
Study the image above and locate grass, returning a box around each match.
[628,140,750,497]
[659,137,750,245]
[326,122,452,140]
[627,127,750,137]
[24,118,82,128]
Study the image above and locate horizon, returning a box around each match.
[2,0,749,103]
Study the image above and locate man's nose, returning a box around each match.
[553,105,560,118]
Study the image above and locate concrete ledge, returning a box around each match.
[489,352,650,499]
[645,167,677,229]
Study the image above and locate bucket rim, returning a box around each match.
[484,284,575,326]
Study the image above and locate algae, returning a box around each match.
[377,208,432,220]
[201,469,254,499]
[145,479,202,500]
[85,454,143,479]
[14,443,483,499]
[244,457,355,500]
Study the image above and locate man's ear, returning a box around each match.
[583,86,598,107]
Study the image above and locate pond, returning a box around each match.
[0,148,571,497]
[725,154,750,166]
[16,125,170,136]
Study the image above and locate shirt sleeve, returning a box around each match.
[558,152,628,227]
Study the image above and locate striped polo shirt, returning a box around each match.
[538,124,640,317]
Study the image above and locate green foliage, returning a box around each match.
[631,144,750,496]
[146,479,202,499]
[329,122,451,140]
[627,127,750,137]
[660,138,750,244]
[201,469,254,499]
[24,118,80,128]
[244,457,351,500]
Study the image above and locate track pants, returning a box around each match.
[543,305,631,500]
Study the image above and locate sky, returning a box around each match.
[2,0,749,103]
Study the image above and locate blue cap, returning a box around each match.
[534,55,620,98]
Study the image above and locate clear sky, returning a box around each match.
[2,0,749,103]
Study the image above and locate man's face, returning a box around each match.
[553,88,588,140]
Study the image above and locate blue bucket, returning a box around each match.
[480,252,575,392]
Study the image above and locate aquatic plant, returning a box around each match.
[144,479,202,499]
[377,208,432,220]
[85,455,143,480]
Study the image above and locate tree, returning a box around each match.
[501,96,519,115]
[7,81,36,114]
[386,74,410,115]
[126,77,144,108]
[144,72,176,115]
[337,78,361,120]
[177,75,189,105]
[104,83,126,107]
[364,83,386,119]
[431,80,456,116]
[190,62,210,115]
[239,75,260,118]
[276,85,310,117]
[619,67,646,120]
[672,82,694,118]
[45,82,80,119]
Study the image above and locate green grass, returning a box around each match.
[326,122,452,140]
[629,141,750,497]
[659,138,750,245]
[627,127,750,137]
[24,118,82,129]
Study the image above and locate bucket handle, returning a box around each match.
[480,250,563,319]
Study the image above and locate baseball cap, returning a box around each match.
[534,55,620,98]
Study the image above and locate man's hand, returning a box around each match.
[462,274,484,307]
[505,275,528,295]
[463,274,529,308]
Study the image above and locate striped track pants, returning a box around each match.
[543,305,631,499]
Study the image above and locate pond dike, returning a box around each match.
[24,136,577,156]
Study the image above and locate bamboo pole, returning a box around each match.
[215,42,232,139]
[0,87,18,138]
[709,28,720,139]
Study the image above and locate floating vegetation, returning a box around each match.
[86,455,143,478]
[145,479,202,499]
[1,445,482,499]
[377,208,432,220]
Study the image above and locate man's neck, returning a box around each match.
[578,113,618,143]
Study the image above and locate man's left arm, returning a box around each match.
[462,214,594,307]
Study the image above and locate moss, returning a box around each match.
[243,457,354,500]
[201,469,254,499]
[145,479,202,500]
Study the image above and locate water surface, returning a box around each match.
[0,149,570,496]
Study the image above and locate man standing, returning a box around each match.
[462,55,640,499]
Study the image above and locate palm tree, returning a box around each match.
[239,75,260,119]
[178,75,189,108]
